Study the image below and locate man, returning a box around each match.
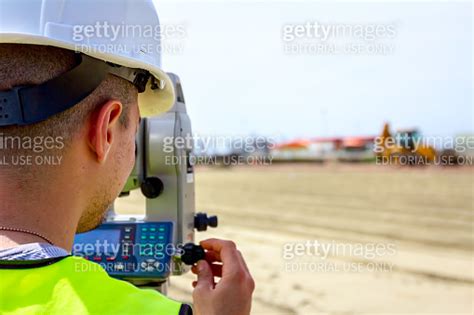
[0,1,254,315]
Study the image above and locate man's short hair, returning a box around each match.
[0,44,137,149]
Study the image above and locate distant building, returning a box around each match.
[271,139,317,162]
[271,136,376,162]
[337,136,375,162]
[310,137,343,160]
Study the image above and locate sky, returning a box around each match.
[154,1,472,140]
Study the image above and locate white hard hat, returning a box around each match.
[0,0,175,124]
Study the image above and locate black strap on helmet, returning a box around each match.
[0,54,152,127]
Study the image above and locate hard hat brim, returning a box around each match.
[0,34,175,118]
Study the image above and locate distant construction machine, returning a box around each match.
[376,123,437,165]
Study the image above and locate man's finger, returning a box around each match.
[210,263,223,278]
[201,239,253,280]
[200,239,240,274]
[236,250,251,275]
[192,262,223,278]
[205,250,221,263]
[194,260,214,290]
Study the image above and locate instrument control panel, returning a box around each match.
[73,222,174,280]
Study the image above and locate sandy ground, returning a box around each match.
[116,164,474,315]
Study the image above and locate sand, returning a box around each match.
[116,164,474,315]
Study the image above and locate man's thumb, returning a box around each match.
[195,260,213,289]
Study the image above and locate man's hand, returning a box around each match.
[191,239,255,315]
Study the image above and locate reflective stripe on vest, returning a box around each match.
[0,256,189,315]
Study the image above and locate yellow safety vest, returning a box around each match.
[0,256,192,315]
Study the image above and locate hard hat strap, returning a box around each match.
[0,54,151,127]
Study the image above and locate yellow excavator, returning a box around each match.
[377,123,437,165]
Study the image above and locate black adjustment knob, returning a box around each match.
[194,212,219,231]
[140,177,164,199]
[181,243,205,265]
[208,216,218,229]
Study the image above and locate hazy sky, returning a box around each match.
[155,1,472,139]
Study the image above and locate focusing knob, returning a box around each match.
[181,243,205,265]
[194,212,219,231]
[140,177,164,199]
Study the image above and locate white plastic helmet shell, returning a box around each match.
[0,0,175,117]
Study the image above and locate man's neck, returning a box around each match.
[0,174,83,251]
[0,232,51,249]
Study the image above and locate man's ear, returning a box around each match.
[88,100,123,163]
